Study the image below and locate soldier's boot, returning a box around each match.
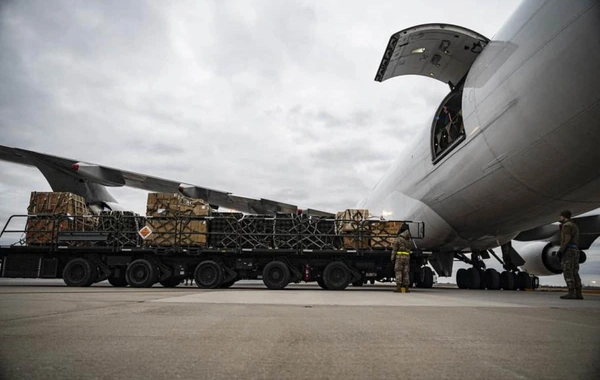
[393,285,402,293]
[575,287,584,300]
[560,288,577,299]
[404,287,410,293]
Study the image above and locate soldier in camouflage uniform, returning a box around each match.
[558,210,583,300]
[391,224,412,293]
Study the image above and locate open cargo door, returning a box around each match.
[375,24,489,89]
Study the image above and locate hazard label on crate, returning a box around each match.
[138,226,153,239]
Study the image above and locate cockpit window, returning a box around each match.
[432,90,465,163]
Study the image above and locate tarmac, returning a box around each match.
[0,279,599,380]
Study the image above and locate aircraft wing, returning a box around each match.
[0,145,331,216]
[514,213,600,250]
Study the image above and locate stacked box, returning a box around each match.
[274,213,302,249]
[369,221,403,249]
[144,193,210,247]
[335,209,369,249]
[98,211,145,247]
[25,192,95,245]
[238,215,274,249]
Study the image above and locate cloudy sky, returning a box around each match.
[0,0,597,285]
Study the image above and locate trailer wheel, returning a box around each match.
[262,261,291,290]
[419,266,434,288]
[194,260,223,289]
[316,276,329,290]
[108,275,128,287]
[126,259,158,288]
[63,258,98,287]
[159,277,180,288]
[323,262,351,290]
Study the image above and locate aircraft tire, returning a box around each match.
[478,269,487,289]
[516,272,532,290]
[419,266,434,288]
[194,260,223,289]
[500,271,516,290]
[262,261,291,290]
[323,262,351,290]
[63,258,98,287]
[485,269,500,290]
[126,259,159,288]
[456,268,469,289]
[467,268,480,289]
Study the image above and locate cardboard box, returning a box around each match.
[369,221,403,249]
[25,192,95,245]
[342,236,370,250]
[335,209,369,233]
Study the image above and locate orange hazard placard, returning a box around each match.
[138,226,153,239]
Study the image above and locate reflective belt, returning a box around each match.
[396,251,410,255]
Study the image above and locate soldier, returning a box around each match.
[558,210,583,300]
[391,223,412,293]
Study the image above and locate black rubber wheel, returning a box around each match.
[316,276,329,290]
[194,260,223,289]
[352,280,364,287]
[126,259,158,288]
[63,258,98,287]
[467,268,480,289]
[108,275,128,287]
[478,269,487,289]
[220,280,236,288]
[456,268,469,289]
[516,272,532,290]
[500,271,516,290]
[262,261,291,290]
[323,262,351,290]
[419,266,434,288]
[485,268,500,290]
[159,277,180,288]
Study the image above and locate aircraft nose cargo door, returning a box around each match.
[374,23,489,89]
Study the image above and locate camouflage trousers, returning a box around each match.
[394,255,410,287]
[562,247,581,289]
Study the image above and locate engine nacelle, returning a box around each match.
[518,241,562,276]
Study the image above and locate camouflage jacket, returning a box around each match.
[391,230,412,262]
[560,219,580,252]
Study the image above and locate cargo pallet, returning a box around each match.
[0,213,433,290]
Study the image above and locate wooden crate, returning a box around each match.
[369,221,403,249]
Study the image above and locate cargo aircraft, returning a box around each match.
[1,0,599,288]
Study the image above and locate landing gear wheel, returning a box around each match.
[500,271,516,290]
[418,266,434,288]
[531,276,540,289]
[456,268,469,289]
[262,261,291,290]
[323,262,351,290]
[108,275,128,287]
[467,268,481,289]
[485,268,500,290]
[516,272,532,290]
[63,258,98,287]
[316,276,329,290]
[126,259,158,288]
[194,260,223,289]
[159,277,180,288]
[478,269,487,289]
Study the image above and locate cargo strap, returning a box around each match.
[396,251,410,255]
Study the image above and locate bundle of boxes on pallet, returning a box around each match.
[143,193,211,247]
[335,209,403,250]
[25,192,96,245]
[98,211,146,247]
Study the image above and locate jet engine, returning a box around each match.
[518,242,563,276]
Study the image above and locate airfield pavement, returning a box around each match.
[0,279,599,380]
